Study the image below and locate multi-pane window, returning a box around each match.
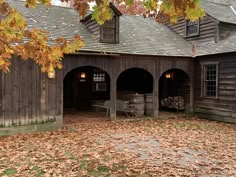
[93,72,105,82]
[201,64,218,97]
[186,20,200,37]
[93,68,107,92]
[100,16,119,44]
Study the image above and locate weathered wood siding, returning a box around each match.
[82,18,100,37]
[218,22,236,41]
[167,16,217,44]
[63,54,193,81]
[63,54,194,118]
[100,16,120,43]
[0,57,63,127]
[194,53,236,123]
[0,69,3,126]
[0,54,193,129]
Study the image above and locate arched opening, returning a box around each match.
[63,66,110,112]
[159,69,190,111]
[117,68,153,95]
[117,68,153,116]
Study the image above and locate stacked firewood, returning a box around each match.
[161,96,185,110]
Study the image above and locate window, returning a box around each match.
[100,16,119,43]
[186,19,200,37]
[93,69,105,82]
[92,68,107,92]
[94,83,107,91]
[201,63,219,98]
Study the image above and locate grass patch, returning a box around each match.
[88,165,110,177]
[63,151,77,160]
[80,159,110,177]
[112,163,128,172]
[0,168,17,176]
[101,155,113,162]
[80,159,88,170]
[29,166,45,177]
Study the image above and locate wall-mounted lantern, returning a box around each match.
[165,73,171,79]
[80,72,86,82]
[80,72,86,79]
[48,66,55,79]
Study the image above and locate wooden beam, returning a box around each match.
[0,71,4,126]
[110,77,116,120]
[153,61,160,118]
[153,78,159,118]
[74,51,120,57]
[189,64,194,113]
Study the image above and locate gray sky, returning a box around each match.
[51,0,60,5]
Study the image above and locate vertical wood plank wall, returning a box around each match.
[0,70,4,126]
[0,57,62,127]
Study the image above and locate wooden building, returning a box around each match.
[0,0,235,135]
[167,0,236,123]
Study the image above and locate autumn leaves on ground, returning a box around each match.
[0,112,235,177]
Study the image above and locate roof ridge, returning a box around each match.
[229,5,236,15]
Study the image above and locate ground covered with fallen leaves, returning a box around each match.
[0,112,236,177]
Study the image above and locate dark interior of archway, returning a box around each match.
[117,68,153,99]
[64,67,110,111]
[159,69,190,110]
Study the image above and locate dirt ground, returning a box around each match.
[0,111,235,177]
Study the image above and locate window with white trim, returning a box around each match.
[201,63,218,97]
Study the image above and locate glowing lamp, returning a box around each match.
[48,66,55,79]
[165,73,171,79]
[80,72,86,79]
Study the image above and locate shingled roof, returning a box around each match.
[196,31,236,56]
[8,0,192,57]
[201,0,236,24]
[195,0,236,55]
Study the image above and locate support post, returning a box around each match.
[110,77,117,120]
[189,73,194,113]
[153,78,159,118]
[0,72,4,127]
